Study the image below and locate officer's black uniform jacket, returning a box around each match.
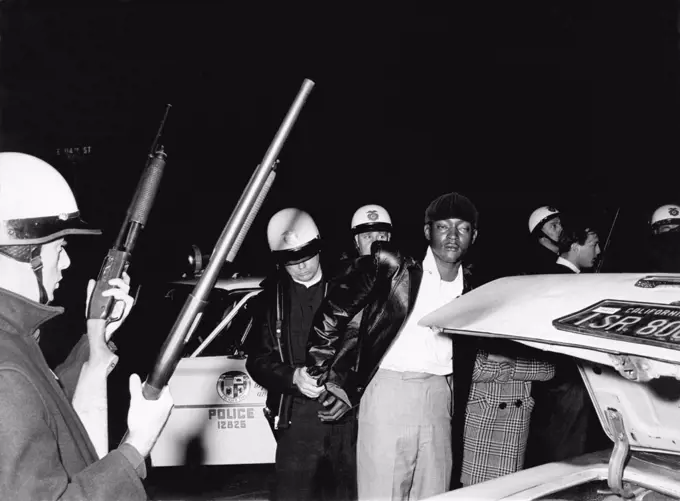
[646,232,680,273]
[522,242,560,275]
[245,270,327,431]
[525,262,609,467]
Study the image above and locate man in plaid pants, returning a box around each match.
[459,349,555,487]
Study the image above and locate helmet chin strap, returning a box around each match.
[540,232,560,250]
[0,245,48,304]
[29,246,49,304]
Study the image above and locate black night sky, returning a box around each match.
[1,1,680,282]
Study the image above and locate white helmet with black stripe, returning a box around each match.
[351,204,392,235]
[528,206,560,235]
[350,204,393,256]
[0,152,101,302]
[650,204,680,234]
[266,208,321,265]
[0,152,101,245]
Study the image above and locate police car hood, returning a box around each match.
[419,273,680,457]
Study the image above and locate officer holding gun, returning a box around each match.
[0,152,173,501]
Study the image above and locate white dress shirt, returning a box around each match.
[556,256,580,273]
[379,247,464,375]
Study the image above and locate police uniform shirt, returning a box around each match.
[288,276,325,365]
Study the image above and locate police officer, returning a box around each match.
[526,217,608,467]
[525,206,563,274]
[646,204,680,272]
[350,204,393,256]
[651,204,680,235]
[247,208,351,501]
[0,152,173,500]
[314,204,396,498]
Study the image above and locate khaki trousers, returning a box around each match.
[357,369,452,501]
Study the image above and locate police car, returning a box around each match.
[420,273,680,501]
[143,275,277,467]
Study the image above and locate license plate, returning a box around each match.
[553,299,680,348]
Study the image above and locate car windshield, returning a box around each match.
[127,283,260,364]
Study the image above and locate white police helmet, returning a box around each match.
[0,152,101,303]
[0,152,101,245]
[351,204,392,235]
[528,206,560,234]
[266,208,321,265]
[650,204,680,232]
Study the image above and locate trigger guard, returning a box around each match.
[106,298,125,325]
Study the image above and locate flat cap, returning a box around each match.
[424,192,479,227]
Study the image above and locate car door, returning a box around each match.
[149,282,277,467]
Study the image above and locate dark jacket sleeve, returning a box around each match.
[0,368,147,501]
[306,254,380,379]
[245,290,297,396]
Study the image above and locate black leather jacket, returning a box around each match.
[306,242,477,410]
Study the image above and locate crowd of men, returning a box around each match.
[1,150,680,500]
[246,199,680,501]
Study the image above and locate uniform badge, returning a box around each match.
[367,210,379,221]
[282,230,299,246]
[217,371,251,404]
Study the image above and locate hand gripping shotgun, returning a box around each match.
[137,79,315,417]
[87,104,171,322]
[75,105,171,458]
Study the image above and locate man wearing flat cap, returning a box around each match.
[304,192,482,500]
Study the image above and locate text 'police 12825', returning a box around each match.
[208,407,256,430]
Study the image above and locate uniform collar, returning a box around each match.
[0,286,63,338]
[291,266,323,288]
[557,256,581,273]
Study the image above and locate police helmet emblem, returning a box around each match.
[217,371,251,404]
[546,206,558,213]
[366,210,379,221]
[669,207,679,217]
[282,230,298,246]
